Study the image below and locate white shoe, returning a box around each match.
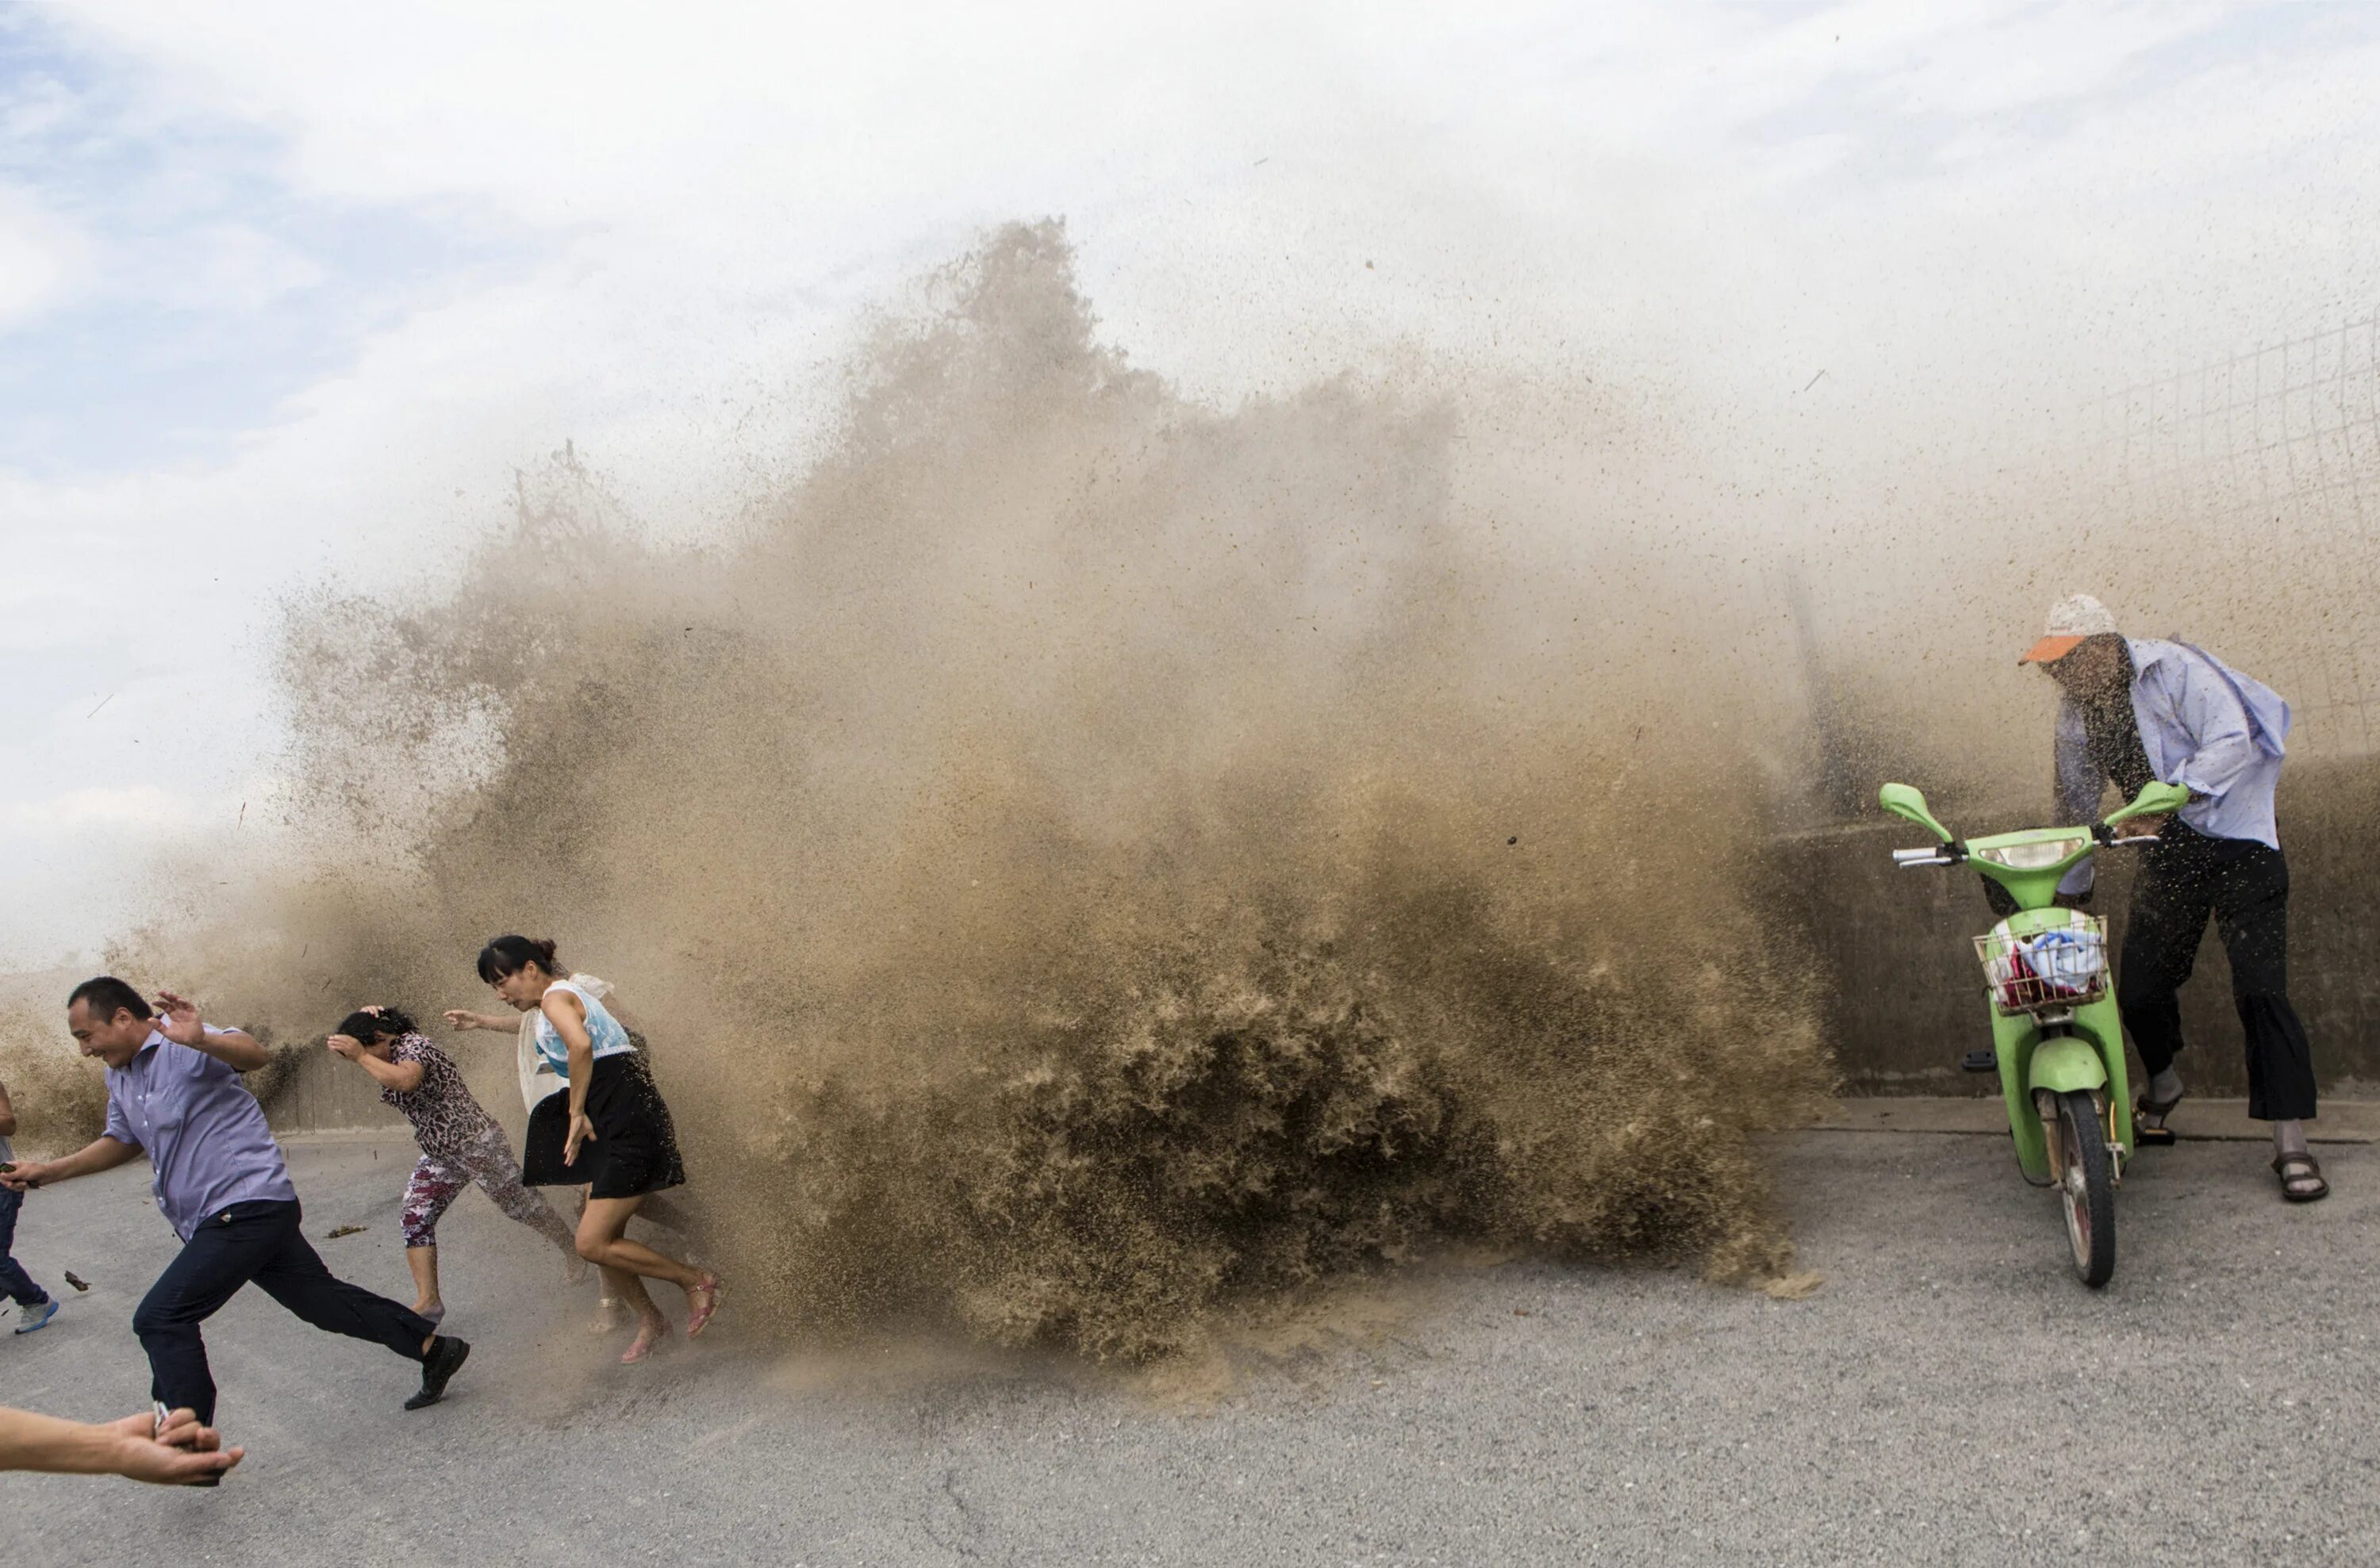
[13,1298,60,1334]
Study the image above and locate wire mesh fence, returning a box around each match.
[2086,317,2380,755]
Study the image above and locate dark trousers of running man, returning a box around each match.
[134,1200,436,1425]
[2117,822,2317,1121]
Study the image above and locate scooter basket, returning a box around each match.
[1974,916,2109,1014]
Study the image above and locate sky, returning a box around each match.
[2,0,2376,968]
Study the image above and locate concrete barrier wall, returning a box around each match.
[1769,757,2380,1096]
[250,760,2380,1129]
[259,1047,410,1133]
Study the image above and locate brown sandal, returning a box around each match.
[2273,1149,2330,1203]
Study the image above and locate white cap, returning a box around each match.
[2020,593,2120,665]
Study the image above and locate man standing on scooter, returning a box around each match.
[2020,593,2325,1202]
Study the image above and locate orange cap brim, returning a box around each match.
[2019,634,2086,665]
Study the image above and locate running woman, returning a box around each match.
[324,1006,585,1324]
[475,936,719,1362]
[444,970,687,1334]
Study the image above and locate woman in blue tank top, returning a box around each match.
[477,936,719,1363]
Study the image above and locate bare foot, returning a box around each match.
[685,1273,721,1338]
[621,1314,669,1364]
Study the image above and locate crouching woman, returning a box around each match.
[326,1006,585,1323]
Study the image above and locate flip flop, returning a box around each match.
[685,1274,722,1338]
[2273,1149,2329,1203]
[621,1320,669,1363]
[2133,1088,2186,1147]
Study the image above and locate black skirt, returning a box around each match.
[521,1050,687,1199]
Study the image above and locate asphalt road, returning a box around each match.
[3,1128,2373,1566]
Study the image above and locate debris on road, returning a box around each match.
[325,1224,368,1239]
[1760,1271,1825,1301]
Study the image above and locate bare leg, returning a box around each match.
[575,1187,621,1328]
[405,1245,442,1320]
[588,1199,666,1363]
[605,1265,663,1360]
[602,1266,654,1316]
[576,1197,720,1358]
[575,1197,702,1288]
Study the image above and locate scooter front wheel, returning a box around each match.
[2055,1089,2117,1287]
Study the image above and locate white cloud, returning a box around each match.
[0,182,91,325]
[133,220,327,315]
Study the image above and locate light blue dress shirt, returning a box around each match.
[2055,637,2291,895]
[104,1026,298,1241]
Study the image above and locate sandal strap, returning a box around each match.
[2273,1150,2324,1175]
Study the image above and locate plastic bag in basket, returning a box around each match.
[2017,929,2098,997]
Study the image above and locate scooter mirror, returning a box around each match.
[1879,782,1953,842]
[2108,779,2190,823]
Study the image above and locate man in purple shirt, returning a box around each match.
[2,978,472,1434]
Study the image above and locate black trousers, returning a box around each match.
[2117,823,2317,1122]
[132,1199,432,1424]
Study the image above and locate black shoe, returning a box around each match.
[1960,1049,1998,1075]
[405,1336,470,1410]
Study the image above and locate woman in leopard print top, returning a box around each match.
[326,1006,583,1324]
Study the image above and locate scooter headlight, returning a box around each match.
[1973,835,2089,870]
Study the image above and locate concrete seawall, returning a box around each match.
[1772,757,2380,1097]
[259,1049,411,1134]
[249,758,2380,1129]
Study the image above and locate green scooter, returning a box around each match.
[1879,777,2191,1286]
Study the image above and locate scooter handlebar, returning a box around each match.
[1891,834,2157,869]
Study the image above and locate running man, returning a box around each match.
[1,979,473,1424]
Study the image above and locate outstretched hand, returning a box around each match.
[108,1408,244,1486]
[443,1008,501,1033]
[152,991,205,1047]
